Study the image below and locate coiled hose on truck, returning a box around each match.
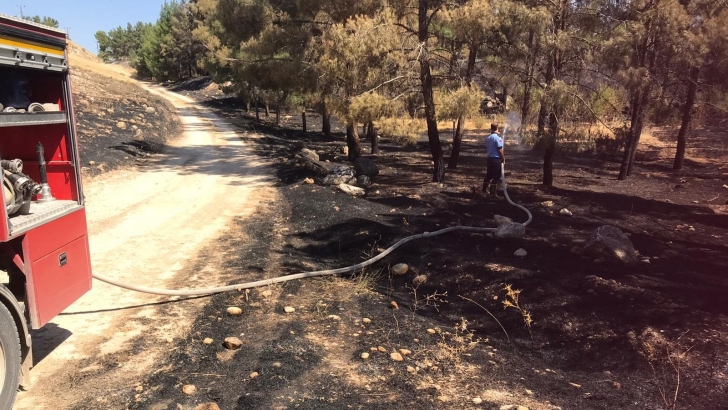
[91,164,532,296]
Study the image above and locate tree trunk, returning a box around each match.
[543,112,558,187]
[302,111,307,132]
[521,84,532,133]
[521,30,536,131]
[275,104,280,126]
[367,121,378,154]
[536,103,547,139]
[448,116,464,169]
[346,120,362,162]
[673,67,700,170]
[417,1,445,182]
[265,103,270,118]
[419,54,444,179]
[501,86,508,109]
[245,101,251,112]
[619,89,648,180]
[448,41,477,170]
[620,22,658,179]
[255,99,260,120]
[322,104,331,136]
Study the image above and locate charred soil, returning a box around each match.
[104,90,728,410]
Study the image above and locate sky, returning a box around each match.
[0,0,167,54]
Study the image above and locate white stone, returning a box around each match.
[227,307,243,315]
[338,183,366,196]
[391,263,409,275]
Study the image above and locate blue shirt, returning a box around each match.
[485,133,504,158]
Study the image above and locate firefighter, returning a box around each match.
[482,123,505,197]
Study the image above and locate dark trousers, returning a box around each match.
[482,157,502,190]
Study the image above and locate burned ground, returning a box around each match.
[78,87,728,410]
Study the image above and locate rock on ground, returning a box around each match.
[356,175,372,188]
[390,352,404,362]
[195,403,220,410]
[582,225,638,264]
[391,263,409,275]
[226,307,243,315]
[182,385,196,395]
[338,183,366,196]
[354,157,379,177]
[494,223,525,238]
[298,157,330,176]
[560,208,573,216]
[413,275,428,286]
[514,248,528,257]
[297,148,319,162]
[224,337,243,350]
[428,196,449,209]
[494,214,513,226]
[323,174,356,185]
[322,165,356,185]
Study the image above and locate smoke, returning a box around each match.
[502,111,523,145]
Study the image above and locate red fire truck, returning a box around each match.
[0,14,92,409]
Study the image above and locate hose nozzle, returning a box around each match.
[36,142,55,202]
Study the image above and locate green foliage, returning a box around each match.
[587,85,626,123]
[96,22,151,62]
[95,1,203,80]
[23,15,59,28]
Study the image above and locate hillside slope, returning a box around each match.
[67,42,180,177]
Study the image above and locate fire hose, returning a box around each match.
[91,164,532,296]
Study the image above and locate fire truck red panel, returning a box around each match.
[24,207,87,259]
[23,208,92,328]
[28,235,91,328]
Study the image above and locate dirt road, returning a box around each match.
[13,86,275,409]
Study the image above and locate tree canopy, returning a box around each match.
[102,0,728,184]
[23,15,59,28]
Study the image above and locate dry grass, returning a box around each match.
[502,284,533,340]
[631,328,696,410]
[433,318,481,365]
[68,41,136,84]
[376,114,506,145]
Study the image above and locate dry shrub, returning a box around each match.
[528,121,626,155]
[629,328,695,410]
[434,318,480,364]
[435,84,484,122]
[502,284,533,340]
[376,117,421,145]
